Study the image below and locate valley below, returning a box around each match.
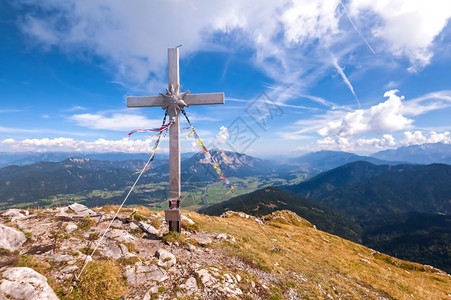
[0,144,450,298]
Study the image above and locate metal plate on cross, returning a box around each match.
[164,208,181,222]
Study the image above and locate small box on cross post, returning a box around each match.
[165,208,181,232]
[164,207,181,222]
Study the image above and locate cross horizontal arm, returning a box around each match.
[185,93,224,106]
[127,95,164,108]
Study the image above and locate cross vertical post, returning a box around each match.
[126,47,225,233]
[167,47,181,232]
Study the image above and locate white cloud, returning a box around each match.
[428,131,451,143]
[311,130,450,153]
[17,0,450,92]
[190,141,199,153]
[314,133,396,153]
[318,90,413,137]
[402,130,451,145]
[277,132,312,140]
[401,90,451,116]
[402,131,427,145]
[281,89,451,148]
[64,106,87,112]
[350,0,451,70]
[216,126,229,143]
[0,137,167,153]
[355,134,396,148]
[22,14,58,46]
[280,0,340,44]
[299,94,337,108]
[0,126,97,137]
[332,56,360,107]
[70,113,162,131]
[0,109,21,113]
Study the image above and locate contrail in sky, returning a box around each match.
[339,0,376,54]
[332,56,361,108]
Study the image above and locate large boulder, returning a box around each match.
[0,224,27,251]
[68,203,98,217]
[0,267,58,300]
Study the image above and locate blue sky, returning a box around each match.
[1,0,451,157]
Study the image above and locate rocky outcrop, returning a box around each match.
[155,248,176,267]
[0,267,58,300]
[3,203,441,299]
[195,267,243,296]
[67,203,99,217]
[124,263,168,285]
[1,209,29,221]
[0,224,27,251]
[0,203,280,299]
[105,229,136,244]
[179,276,198,295]
[195,234,212,247]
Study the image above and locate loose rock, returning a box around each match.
[65,222,78,233]
[195,234,212,247]
[106,229,136,243]
[155,248,176,267]
[179,276,198,295]
[125,263,168,285]
[216,233,228,240]
[68,203,98,218]
[100,240,132,259]
[135,221,159,235]
[0,224,27,251]
[181,215,195,225]
[0,267,58,300]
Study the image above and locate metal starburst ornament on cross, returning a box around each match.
[159,84,189,119]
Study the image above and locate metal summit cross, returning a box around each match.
[127,47,225,232]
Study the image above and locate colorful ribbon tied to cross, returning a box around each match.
[127,123,172,136]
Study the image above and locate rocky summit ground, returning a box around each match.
[0,204,450,299]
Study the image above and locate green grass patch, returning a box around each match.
[68,260,126,300]
[162,231,185,244]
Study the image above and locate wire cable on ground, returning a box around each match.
[70,115,171,293]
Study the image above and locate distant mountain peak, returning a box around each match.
[372,143,451,164]
[67,158,91,164]
[192,149,262,168]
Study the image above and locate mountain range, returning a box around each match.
[1,143,450,272]
[287,161,450,219]
[179,149,296,181]
[283,161,450,272]
[200,159,451,272]
[372,143,451,164]
[287,150,404,173]
[0,158,155,209]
